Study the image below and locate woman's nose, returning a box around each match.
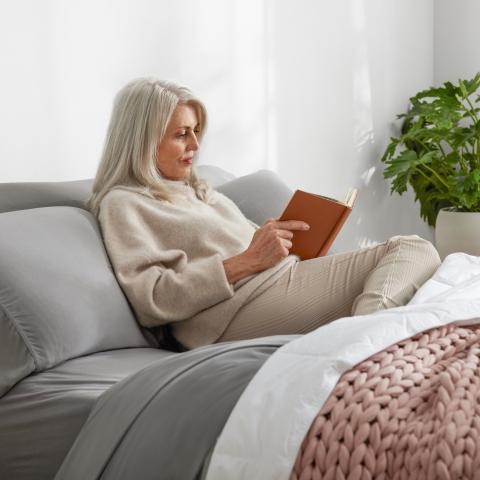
[188,132,199,151]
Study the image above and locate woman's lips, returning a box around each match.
[182,158,193,165]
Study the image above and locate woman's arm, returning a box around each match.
[223,219,309,284]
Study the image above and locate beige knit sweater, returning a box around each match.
[98,181,296,349]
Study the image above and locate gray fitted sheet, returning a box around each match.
[0,348,173,480]
[55,336,297,480]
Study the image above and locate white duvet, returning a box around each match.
[206,253,480,480]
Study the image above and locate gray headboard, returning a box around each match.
[0,180,93,214]
[0,165,235,214]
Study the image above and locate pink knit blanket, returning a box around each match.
[291,324,480,480]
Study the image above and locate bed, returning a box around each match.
[1,165,478,480]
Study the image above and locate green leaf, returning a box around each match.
[381,137,399,163]
[383,150,417,177]
[459,80,468,98]
[450,126,478,149]
[462,73,480,96]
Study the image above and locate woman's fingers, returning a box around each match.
[253,221,303,257]
[261,218,278,228]
[275,229,294,240]
[272,220,310,231]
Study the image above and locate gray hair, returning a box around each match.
[87,77,209,215]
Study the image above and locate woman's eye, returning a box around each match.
[176,129,199,138]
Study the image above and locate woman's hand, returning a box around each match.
[244,218,310,270]
[223,219,309,284]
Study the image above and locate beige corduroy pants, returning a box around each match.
[217,235,441,342]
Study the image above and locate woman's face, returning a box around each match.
[156,103,200,181]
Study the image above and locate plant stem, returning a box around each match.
[419,162,451,190]
[460,95,480,167]
[477,137,480,168]
[465,96,479,123]
[412,165,446,195]
[417,170,451,203]
[459,153,469,171]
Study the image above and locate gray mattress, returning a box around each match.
[0,348,172,480]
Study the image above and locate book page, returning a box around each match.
[344,188,358,207]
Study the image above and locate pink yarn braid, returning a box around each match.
[290,324,480,480]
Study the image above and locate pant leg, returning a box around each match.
[217,235,440,342]
[352,235,440,314]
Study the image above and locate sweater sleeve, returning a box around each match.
[247,219,259,230]
[98,191,234,327]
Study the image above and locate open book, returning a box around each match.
[278,188,358,260]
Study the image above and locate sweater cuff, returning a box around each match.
[199,253,234,301]
[193,253,234,304]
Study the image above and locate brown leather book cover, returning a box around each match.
[278,189,357,260]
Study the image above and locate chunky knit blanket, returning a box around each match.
[291,323,480,480]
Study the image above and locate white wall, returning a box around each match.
[434,0,480,85]
[0,0,435,250]
[268,0,434,249]
[0,0,270,181]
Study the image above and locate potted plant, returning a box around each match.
[381,72,480,258]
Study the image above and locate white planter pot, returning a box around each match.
[435,208,480,259]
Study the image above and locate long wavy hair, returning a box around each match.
[87,77,209,215]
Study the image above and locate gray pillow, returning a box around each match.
[196,164,236,188]
[0,206,149,397]
[216,169,293,225]
[0,179,93,213]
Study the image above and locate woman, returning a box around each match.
[88,78,441,351]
